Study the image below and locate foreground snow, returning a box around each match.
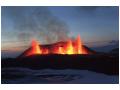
[2,68,119,84]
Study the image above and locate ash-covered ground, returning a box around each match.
[1,51,119,84]
[1,68,118,84]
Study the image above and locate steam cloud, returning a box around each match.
[5,7,69,44]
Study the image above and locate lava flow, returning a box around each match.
[25,35,88,56]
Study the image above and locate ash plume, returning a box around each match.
[4,6,69,44]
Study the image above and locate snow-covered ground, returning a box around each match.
[1,68,119,84]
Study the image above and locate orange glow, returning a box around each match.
[42,48,49,54]
[76,35,83,54]
[58,47,64,54]
[66,40,74,54]
[25,35,88,56]
[26,40,41,56]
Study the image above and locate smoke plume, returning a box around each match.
[5,6,69,44]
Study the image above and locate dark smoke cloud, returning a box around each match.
[5,6,69,44]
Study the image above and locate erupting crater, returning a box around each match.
[19,35,95,58]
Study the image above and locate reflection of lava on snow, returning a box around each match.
[24,35,89,56]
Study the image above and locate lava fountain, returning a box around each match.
[66,39,74,54]
[25,40,42,56]
[24,35,89,57]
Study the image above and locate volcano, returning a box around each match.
[2,35,118,75]
[19,35,96,58]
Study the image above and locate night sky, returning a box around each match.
[1,6,119,57]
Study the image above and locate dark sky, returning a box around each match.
[1,6,119,57]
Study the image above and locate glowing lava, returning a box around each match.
[58,47,64,54]
[26,40,41,56]
[25,35,88,56]
[66,39,74,54]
